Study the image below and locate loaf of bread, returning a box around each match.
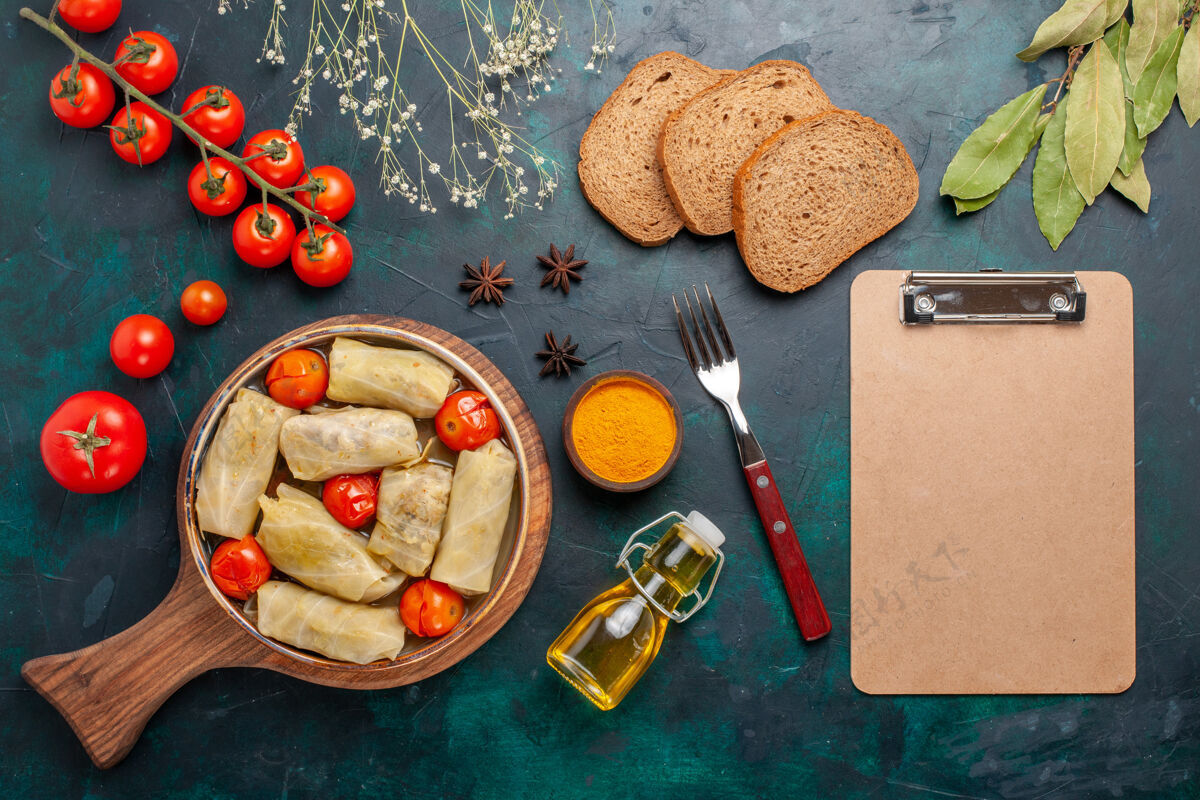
[578,52,732,247]
[731,109,919,293]
[658,60,834,236]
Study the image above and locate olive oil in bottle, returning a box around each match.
[547,511,726,710]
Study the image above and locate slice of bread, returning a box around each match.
[658,61,835,236]
[578,52,732,247]
[731,109,919,293]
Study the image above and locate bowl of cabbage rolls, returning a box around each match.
[184,317,552,674]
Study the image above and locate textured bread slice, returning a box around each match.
[732,110,919,293]
[578,52,732,247]
[658,60,835,236]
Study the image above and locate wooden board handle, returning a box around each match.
[743,461,832,642]
[21,561,259,768]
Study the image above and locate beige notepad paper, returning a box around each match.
[850,270,1135,694]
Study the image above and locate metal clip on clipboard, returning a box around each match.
[899,270,1086,324]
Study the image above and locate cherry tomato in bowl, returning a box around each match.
[232,204,295,268]
[242,129,305,189]
[291,225,353,287]
[180,85,245,148]
[399,580,465,638]
[265,348,329,409]
[180,280,227,325]
[295,166,356,222]
[58,0,122,33]
[110,313,174,378]
[187,157,247,216]
[113,31,178,96]
[109,101,172,165]
[49,63,115,128]
[435,390,501,452]
[210,536,273,601]
[322,473,379,529]
[40,390,147,494]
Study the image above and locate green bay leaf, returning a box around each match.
[939,84,1048,200]
[953,189,1003,215]
[1133,24,1185,137]
[1065,43,1127,203]
[1109,157,1151,211]
[1126,0,1179,82]
[1018,0,1111,61]
[1104,17,1134,97]
[1177,20,1200,126]
[1033,107,1087,250]
[1118,99,1148,174]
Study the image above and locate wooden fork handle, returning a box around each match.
[743,460,832,641]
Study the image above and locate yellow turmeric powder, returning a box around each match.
[571,378,676,484]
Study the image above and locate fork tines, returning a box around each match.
[672,283,736,371]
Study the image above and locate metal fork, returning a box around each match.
[673,284,831,642]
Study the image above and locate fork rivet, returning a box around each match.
[756,476,769,488]
[773,521,786,533]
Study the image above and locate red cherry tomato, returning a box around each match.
[180,280,227,325]
[291,225,353,287]
[322,474,380,528]
[435,390,501,451]
[110,314,174,378]
[242,129,305,189]
[180,85,245,148]
[187,157,247,216]
[295,166,356,223]
[48,63,115,128]
[265,349,329,409]
[232,204,295,268]
[210,536,273,601]
[400,580,466,638]
[113,31,178,96]
[57,0,122,33]
[109,101,172,165]
[40,391,147,494]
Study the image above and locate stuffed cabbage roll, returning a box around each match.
[248,581,406,664]
[278,407,420,481]
[196,388,299,539]
[368,462,453,576]
[325,337,455,418]
[430,439,518,595]
[256,485,405,602]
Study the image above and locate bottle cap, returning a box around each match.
[685,510,725,550]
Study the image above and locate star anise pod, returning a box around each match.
[536,243,587,295]
[536,331,587,377]
[460,257,513,306]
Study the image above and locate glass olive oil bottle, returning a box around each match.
[547,511,726,710]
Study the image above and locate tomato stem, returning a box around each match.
[56,413,111,478]
[18,6,346,236]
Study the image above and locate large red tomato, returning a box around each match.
[110,314,174,378]
[58,0,122,33]
[232,204,295,268]
[291,225,353,287]
[109,101,172,166]
[242,129,305,189]
[187,157,247,216]
[295,166,356,222]
[181,85,245,148]
[40,391,147,494]
[113,31,178,95]
[49,63,115,128]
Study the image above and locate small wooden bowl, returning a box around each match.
[562,370,683,492]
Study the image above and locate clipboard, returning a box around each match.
[849,270,1135,694]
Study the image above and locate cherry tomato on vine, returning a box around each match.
[295,166,356,222]
[187,157,247,216]
[181,85,245,149]
[322,473,379,529]
[109,101,172,165]
[399,580,465,638]
[48,63,115,128]
[265,348,329,409]
[110,314,174,378]
[180,280,227,326]
[291,225,353,287]
[210,536,273,601]
[57,0,122,33]
[113,31,177,95]
[242,129,305,189]
[435,390,501,452]
[232,203,295,268]
[40,390,147,494]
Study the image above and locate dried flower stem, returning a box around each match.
[19,5,345,235]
